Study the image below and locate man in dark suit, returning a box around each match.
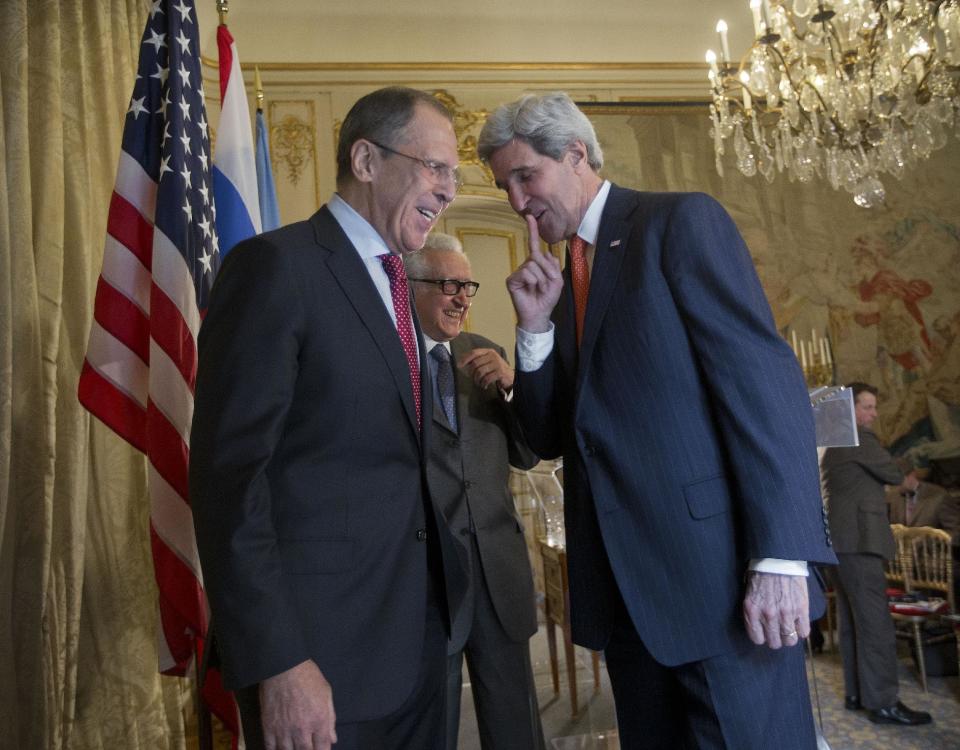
[190,87,467,750]
[405,233,545,750]
[477,92,837,749]
[822,382,931,725]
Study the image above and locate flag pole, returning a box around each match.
[196,639,214,750]
[254,65,264,112]
[217,0,228,26]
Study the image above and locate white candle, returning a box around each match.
[762,0,773,31]
[750,0,763,36]
[825,337,833,365]
[820,337,828,365]
[791,329,798,355]
[740,71,752,110]
[717,20,731,63]
[706,49,719,76]
[800,339,808,369]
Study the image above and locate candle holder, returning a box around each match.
[803,362,833,389]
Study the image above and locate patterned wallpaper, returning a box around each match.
[585,106,960,450]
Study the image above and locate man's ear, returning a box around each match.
[350,139,377,184]
[567,140,590,173]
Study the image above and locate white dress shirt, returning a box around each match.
[327,193,419,364]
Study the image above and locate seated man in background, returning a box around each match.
[886,476,960,539]
[406,233,545,750]
[887,474,960,605]
[822,382,932,726]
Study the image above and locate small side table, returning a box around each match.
[539,539,601,717]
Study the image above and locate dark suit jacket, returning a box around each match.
[190,206,465,723]
[822,427,903,559]
[515,187,836,667]
[424,332,539,653]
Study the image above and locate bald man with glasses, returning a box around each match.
[407,234,545,750]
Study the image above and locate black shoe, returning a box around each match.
[868,702,932,726]
[844,696,862,711]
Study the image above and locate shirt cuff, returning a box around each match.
[516,324,555,372]
[749,559,808,576]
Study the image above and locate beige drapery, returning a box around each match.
[2,2,191,747]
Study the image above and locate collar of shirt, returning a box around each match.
[575,180,612,246]
[423,334,452,356]
[327,192,392,260]
[327,193,410,336]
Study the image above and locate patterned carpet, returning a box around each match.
[805,645,959,750]
[458,627,960,749]
[197,626,959,748]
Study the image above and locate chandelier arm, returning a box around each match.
[761,43,835,134]
[818,14,845,79]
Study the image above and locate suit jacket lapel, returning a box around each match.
[449,334,475,438]
[311,208,422,442]
[578,186,631,381]
[559,184,632,398]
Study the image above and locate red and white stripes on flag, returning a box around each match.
[78,0,238,739]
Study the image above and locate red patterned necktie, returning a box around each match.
[379,253,422,428]
[569,235,590,346]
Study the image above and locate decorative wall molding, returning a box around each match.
[271,113,316,186]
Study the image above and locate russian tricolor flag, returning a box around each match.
[212,24,261,257]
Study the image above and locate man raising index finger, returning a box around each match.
[479,92,836,750]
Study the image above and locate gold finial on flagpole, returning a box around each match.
[255,66,264,111]
[217,0,229,26]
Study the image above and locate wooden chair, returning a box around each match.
[888,527,954,691]
[884,523,909,594]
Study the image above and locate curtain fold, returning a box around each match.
[2,2,190,747]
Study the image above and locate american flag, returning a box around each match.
[78,0,237,735]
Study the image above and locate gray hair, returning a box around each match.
[404,232,467,278]
[477,92,603,170]
[336,87,453,185]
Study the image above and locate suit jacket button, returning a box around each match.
[460,527,470,536]
[416,529,427,541]
[464,480,472,490]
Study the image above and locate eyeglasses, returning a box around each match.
[368,139,464,192]
[409,278,480,297]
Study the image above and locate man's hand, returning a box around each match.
[505,214,564,333]
[742,571,809,649]
[260,660,337,750]
[459,348,514,391]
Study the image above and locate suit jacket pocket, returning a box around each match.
[279,537,356,574]
[683,475,731,519]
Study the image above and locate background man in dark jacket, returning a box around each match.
[822,381,931,725]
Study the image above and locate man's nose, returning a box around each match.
[435,181,455,206]
[506,184,527,213]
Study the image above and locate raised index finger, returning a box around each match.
[523,214,562,278]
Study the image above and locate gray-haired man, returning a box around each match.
[477,92,837,749]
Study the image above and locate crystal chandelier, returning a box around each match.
[705,1,960,207]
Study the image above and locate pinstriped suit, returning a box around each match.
[514,186,837,748]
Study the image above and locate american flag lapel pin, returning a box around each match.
[609,239,621,247]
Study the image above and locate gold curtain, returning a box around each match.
[1,2,190,747]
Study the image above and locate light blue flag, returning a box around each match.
[255,110,281,231]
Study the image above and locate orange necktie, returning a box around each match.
[569,235,590,346]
